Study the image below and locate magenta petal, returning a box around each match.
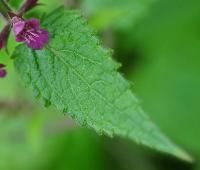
[0,64,6,78]
[13,21,25,35]
[12,16,49,50]
[27,19,40,29]
[12,17,26,36]
[16,35,25,42]
[0,69,6,78]
[39,29,49,44]
[27,29,49,50]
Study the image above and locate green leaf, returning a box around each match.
[12,9,192,162]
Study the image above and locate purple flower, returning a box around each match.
[0,64,6,78]
[11,16,49,50]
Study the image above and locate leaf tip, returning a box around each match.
[174,147,194,163]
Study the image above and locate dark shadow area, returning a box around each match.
[113,31,145,76]
[102,136,195,170]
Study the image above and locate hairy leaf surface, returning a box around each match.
[13,9,191,161]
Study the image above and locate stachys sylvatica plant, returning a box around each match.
[0,0,193,162]
[0,0,49,77]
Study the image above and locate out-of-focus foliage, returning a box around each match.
[7,0,22,9]
[0,109,110,170]
[8,0,62,10]
[81,0,157,31]
[0,106,192,170]
[113,0,200,169]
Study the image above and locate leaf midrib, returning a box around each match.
[46,46,139,126]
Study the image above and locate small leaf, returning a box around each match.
[13,9,192,162]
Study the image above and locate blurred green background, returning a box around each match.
[0,0,200,169]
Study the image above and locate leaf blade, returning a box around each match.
[13,9,192,162]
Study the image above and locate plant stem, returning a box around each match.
[0,0,11,19]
